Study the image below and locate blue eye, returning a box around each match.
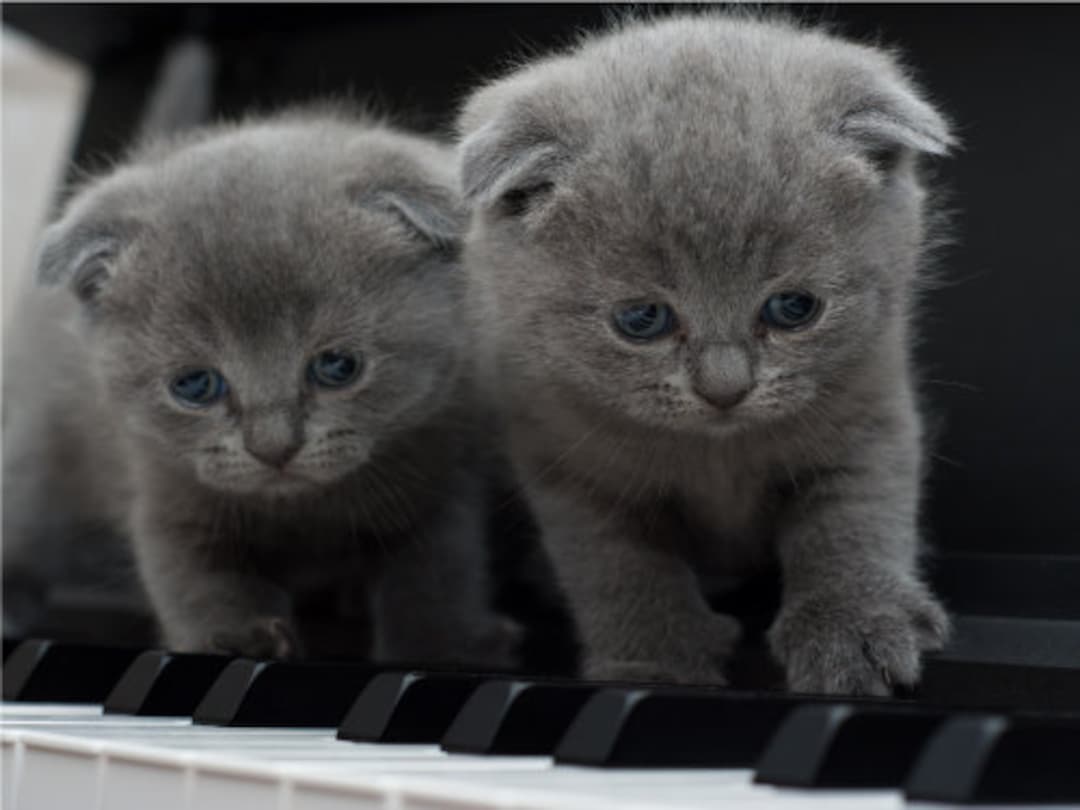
[170,369,227,407]
[309,350,361,388]
[761,292,821,330]
[613,302,677,341]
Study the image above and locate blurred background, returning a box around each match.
[2,5,1078,647]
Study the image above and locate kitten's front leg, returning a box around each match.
[768,433,949,696]
[132,497,300,659]
[370,481,520,670]
[531,480,740,685]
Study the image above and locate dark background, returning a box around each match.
[4,3,1079,559]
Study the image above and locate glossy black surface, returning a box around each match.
[193,659,377,727]
[2,640,141,703]
[338,671,487,743]
[555,687,804,768]
[906,714,1080,803]
[105,650,232,716]
[754,704,948,788]
[3,639,21,662]
[918,657,1080,713]
[442,680,598,755]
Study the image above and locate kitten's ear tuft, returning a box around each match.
[70,256,113,304]
[458,119,566,216]
[364,186,467,255]
[840,81,956,169]
[37,220,128,306]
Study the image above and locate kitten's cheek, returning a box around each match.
[294,440,375,483]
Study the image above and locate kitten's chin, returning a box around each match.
[254,475,324,499]
[698,417,750,439]
[200,467,355,500]
[200,473,319,500]
[640,406,750,438]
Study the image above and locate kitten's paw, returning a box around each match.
[768,580,949,696]
[210,617,303,660]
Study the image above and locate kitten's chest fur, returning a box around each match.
[238,469,447,563]
[666,435,780,578]
[244,512,381,593]
[174,457,461,593]
[526,417,784,578]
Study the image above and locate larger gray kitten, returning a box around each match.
[13,113,515,665]
[459,14,953,694]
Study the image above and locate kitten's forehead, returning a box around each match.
[574,25,871,225]
[475,15,911,278]
[482,16,899,288]
[112,124,449,329]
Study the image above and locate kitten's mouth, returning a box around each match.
[209,468,323,499]
[200,455,362,497]
[252,461,361,496]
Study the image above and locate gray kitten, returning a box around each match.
[458,13,953,694]
[13,112,515,665]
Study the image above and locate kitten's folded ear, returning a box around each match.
[838,70,956,170]
[36,216,135,306]
[458,84,580,217]
[362,185,467,256]
[459,119,567,213]
[36,172,145,308]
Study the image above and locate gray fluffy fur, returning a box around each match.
[458,12,953,694]
[7,112,516,665]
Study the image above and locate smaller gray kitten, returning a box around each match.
[459,13,953,694]
[11,111,515,665]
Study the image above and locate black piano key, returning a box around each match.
[3,639,21,661]
[442,680,598,755]
[104,651,231,716]
[337,671,487,743]
[754,703,948,788]
[2,640,141,702]
[918,657,1080,712]
[555,687,800,767]
[906,714,1080,804]
[194,659,377,727]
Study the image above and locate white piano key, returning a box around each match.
[100,747,190,810]
[278,752,551,773]
[741,788,905,810]
[42,725,325,747]
[189,758,286,810]
[14,730,103,810]
[395,769,744,810]
[400,775,586,810]
[9,719,193,735]
[2,733,21,809]
[0,703,105,722]
[397,780,510,810]
[284,777,389,810]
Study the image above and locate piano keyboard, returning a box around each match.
[3,639,1079,810]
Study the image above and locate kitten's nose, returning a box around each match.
[693,344,754,412]
[243,410,303,469]
[248,442,301,469]
[698,384,751,411]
